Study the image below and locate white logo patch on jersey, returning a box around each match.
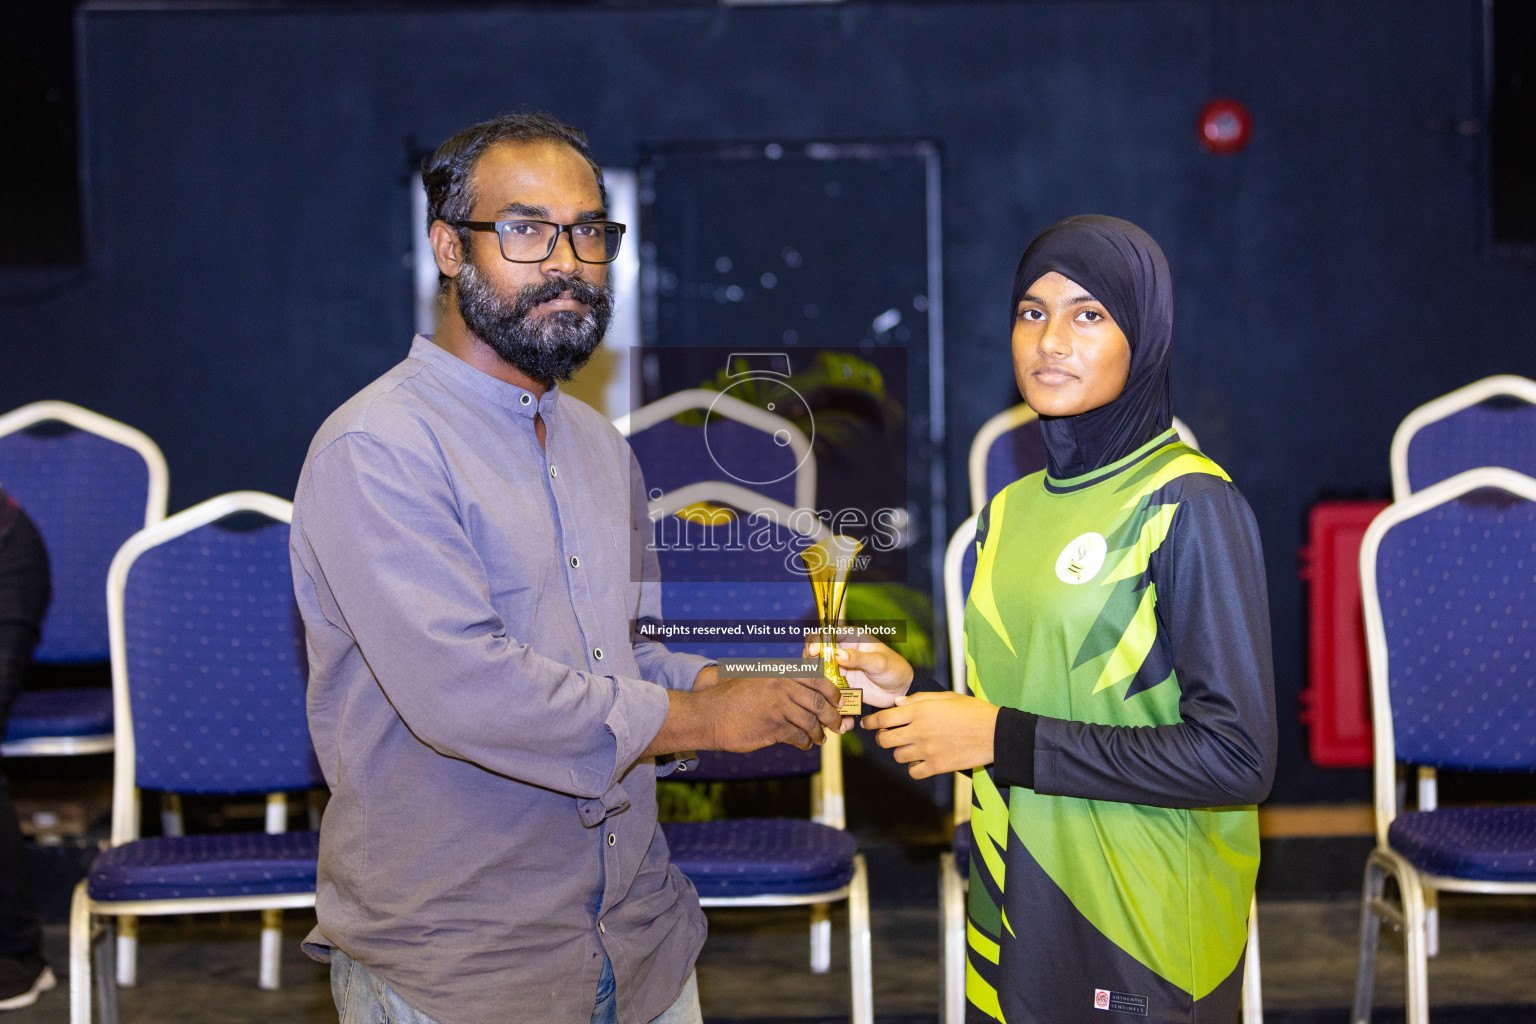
[1055,532,1107,585]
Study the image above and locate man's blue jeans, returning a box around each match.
[331,948,702,1024]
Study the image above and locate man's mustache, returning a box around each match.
[511,277,607,314]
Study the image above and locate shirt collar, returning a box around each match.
[409,335,561,420]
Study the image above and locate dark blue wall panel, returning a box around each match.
[1,0,1532,801]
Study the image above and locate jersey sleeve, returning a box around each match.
[996,481,1277,808]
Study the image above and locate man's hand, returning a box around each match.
[862,691,999,779]
[804,636,913,709]
[645,673,844,755]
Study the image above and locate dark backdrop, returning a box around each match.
[1,0,1532,803]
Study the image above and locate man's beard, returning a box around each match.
[455,261,613,385]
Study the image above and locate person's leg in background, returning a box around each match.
[0,496,54,1012]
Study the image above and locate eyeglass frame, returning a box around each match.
[446,218,628,264]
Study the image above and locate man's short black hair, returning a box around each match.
[422,112,607,289]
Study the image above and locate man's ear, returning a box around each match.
[429,220,465,280]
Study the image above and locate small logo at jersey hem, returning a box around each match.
[1092,988,1149,1016]
[1056,532,1108,585]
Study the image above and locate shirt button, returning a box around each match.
[593,647,604,661]
[520,394,531,406]
[570,555,580,568]
[550,465,558,478]
[608,834,616,846]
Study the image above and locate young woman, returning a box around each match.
[847,215,1277,1023]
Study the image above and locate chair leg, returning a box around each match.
[116,917,137,987]
[848,855,872,1024]
[939,853,967,1024]
[69,881,92,1024]
[1350,854,1388,1024]
[260,908,283,990]
[159,793,185,837]
[1424,888,1439,958]
[1241,893,1262,1024]
[810,902,831,974]
[307,789,325,831]
[94,918,119,1024]
[1399,869,1430,1024]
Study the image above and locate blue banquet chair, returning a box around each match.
[939,514,1262,1024]
[1389,374,1536,501]
[69,492,323,1024]
[1351,467,1536,1024]
[616,385,817,512]
[966,401,1199,513]
[0,400,168,758]
[1384,375,1536,956]
[648,482,871,1023]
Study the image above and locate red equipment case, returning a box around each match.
[1298,500,1391,768]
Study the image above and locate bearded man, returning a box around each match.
[290,113,844,1024]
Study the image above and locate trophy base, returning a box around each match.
[836,687,862,716]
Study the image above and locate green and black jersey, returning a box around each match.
[964,429,1275,1024]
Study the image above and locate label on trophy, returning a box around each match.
[836,687,863,716]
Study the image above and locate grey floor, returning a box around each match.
[7,896,1536,1023]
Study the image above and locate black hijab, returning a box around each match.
[1011,215,1174,480]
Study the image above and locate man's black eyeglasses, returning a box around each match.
[449,219,626,264]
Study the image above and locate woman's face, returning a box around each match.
[1012,271,1132,418]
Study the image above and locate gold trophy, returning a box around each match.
[800,535,865,716]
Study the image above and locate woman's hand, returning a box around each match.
[862,691,999,779]
[804,636,913,708]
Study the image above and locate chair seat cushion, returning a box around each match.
[952,820,972,880]
[1388,807,1536,883]
[88,830,319,902]
[2,688,113,741]
[662,819,857,898]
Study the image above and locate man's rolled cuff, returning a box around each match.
[656,752,700,776]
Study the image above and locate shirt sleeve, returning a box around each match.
[0,498,49,629]
[293,430,671,800]
[998,482,1277,808]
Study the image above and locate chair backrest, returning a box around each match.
[969,404,1041,514]
[944,515,979,824]
[652,482,844,819]
[943,515,979,700]
[1389,375,1536,501]
[617,388,817,511]
[107,492,321,843]
[0,401,168,663]
[1360,467,1536,844]
[968,401,1199,513]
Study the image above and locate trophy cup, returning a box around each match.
[800,535,865,716]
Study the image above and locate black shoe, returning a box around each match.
[0,956,56,1011]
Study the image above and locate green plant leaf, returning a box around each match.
[844,581,935,670]
[656,780,727,822]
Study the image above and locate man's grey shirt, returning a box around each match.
[290,336,709,1024]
